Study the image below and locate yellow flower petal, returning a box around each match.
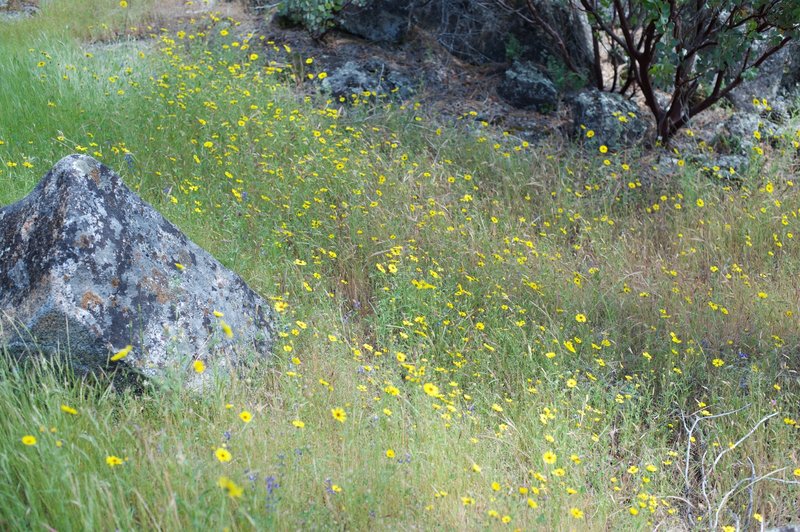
[110,345,132,361]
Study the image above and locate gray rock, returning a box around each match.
[714,112,778,155]
[780,42,800,94]
[0,154,276,388]
[0,0,37,18]
[730,43,799,113]
[712,154,750,174]
[321,60,414,103]
[336,1,409,44]
[498,61,558,113]
[572,89,648,149]
[697,154,751,179]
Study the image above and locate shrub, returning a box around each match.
[275,0,368,35]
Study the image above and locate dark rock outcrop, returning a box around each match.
[0,154,276,388]
[321,60,415,103]
[330,0,595,86]
[572,90,648,149]
[336,1,410,44]
[409,0,593,73]
[498,61,558,113]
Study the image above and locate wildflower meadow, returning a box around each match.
[0,1,799,530]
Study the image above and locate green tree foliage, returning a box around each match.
[527,0,800,142]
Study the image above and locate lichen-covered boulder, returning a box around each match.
[729,42,799,113]
[321,60,414,103]
[498,61,558,113]
[0,154,276,388]
[714,112,779,156]
[572,89,648,149]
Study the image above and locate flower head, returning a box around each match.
[423,382,440,397]
[60,404,78,415]
[219,320,234,338]
[218,476,243,498]
[215,447,232,463]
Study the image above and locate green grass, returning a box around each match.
[1,1,799,530]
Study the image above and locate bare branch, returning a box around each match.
[680,404,751,497]
[579,0,628,51]
[611,0,639,59]
[493,0,536,24]
[522,0,584,75]
[713,468,788,529]
[709,412,778,476]
[745,457,755,532]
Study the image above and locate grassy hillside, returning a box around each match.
[1,1,799,530]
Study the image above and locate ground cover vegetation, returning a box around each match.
[0,1,799,530]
